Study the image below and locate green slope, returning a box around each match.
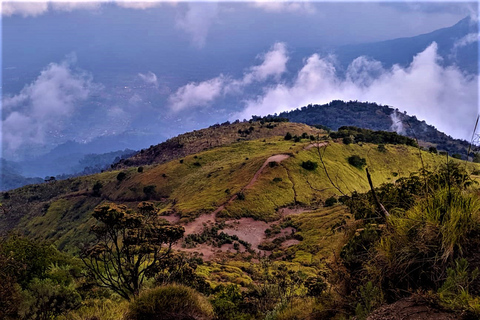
[1,122,477,255]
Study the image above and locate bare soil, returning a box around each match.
[367,297,465,320]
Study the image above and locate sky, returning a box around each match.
[1,1,479,161]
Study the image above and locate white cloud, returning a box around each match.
[175,2,219,48]
[234,42,478,140]
[2,57,98,154]
[453,32,479,50]
[251,0,315,14]
[2,2,49,17]
[168,76,225,112]
[169,42,289,111]
[50,1,101,12]
[138,71,159,87]
[115,1,162,10]
[244,42,289,84]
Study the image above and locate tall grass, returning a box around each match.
[375,188,480,292]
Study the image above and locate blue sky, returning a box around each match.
[1,1,479,160]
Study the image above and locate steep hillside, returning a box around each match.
[275,100,473,157]
[2,121,476,258]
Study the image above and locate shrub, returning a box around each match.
[137,167,144,173]
[348,155,366,169]
[324,196,337,207]
[236,192,245,200]
[143,185,156,199]
[452,153,462,159]
[438,258,480,313]
[377,144,386,153]
[293,136,301,142]
[126,285,213,320]
[117,172,127,182]
[19,278,81,320]
[92,181,103,197]
[301,160,318,171]
[429,147,438,154]
[342,136,353,145]
[268,161,278,168]
[284,132,292,141]
[273,177,283,182]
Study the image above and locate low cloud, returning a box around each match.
[244,42,289,84]
[453,32,479,50]
[168,76,225,112]
[175,2,219,48]
[2,2,49,17]
[138,71,159,87]
[251,1,315,14]
[169,42,288,111]
[234,42,478,140]
[2,56,98,155]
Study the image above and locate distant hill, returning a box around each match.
[274,100,473,158]
[112,121,319,169]
[1,149,136,191]
[334,16,478,74]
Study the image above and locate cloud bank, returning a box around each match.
[234,42,478,140]
[2,57,98,156]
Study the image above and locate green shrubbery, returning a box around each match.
[126,285,213,320]
[347,155,366,169]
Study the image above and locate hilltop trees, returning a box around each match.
[81,202,185,300]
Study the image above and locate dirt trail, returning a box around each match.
[179,147,327,258]
[182,153,291,236]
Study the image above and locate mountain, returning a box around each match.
[274,100,473,158]
[1,148,136,191]
[333,16,478,74]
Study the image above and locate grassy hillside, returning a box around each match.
[112,121,321,168]
[2,121,476,256]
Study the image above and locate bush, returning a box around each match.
[429,147,438,154]
[143,185,156,199]
[117,172,127,182]
[284,132,292,141]
[92,181,103,197]
[348,155,366,169]
[324,196,337,207]
[301,160,318,171]
[138,167,144,173]
[377,144,386,153]
[126,285,213,320]
[342,136,353,145]
[19,278,81,320]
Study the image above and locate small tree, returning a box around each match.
[284,132,292,141]
[82,202,184,300]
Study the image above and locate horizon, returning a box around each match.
[1,1,479,165]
